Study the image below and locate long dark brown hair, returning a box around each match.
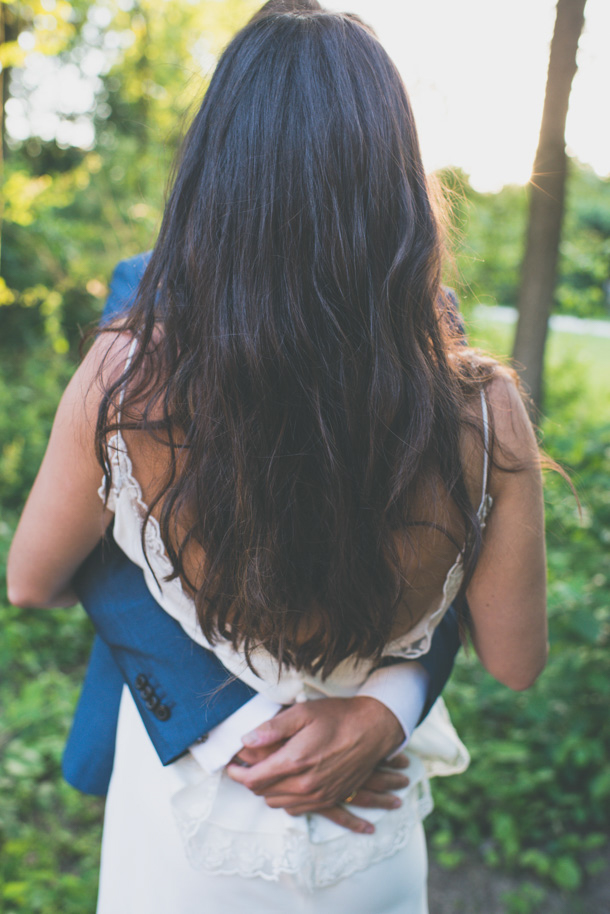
[95,0,499,676]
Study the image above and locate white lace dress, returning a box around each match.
[96,342,491,914]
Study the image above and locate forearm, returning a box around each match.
[31,586,80,608]
[357,661,430,752]
[192,664,428,774]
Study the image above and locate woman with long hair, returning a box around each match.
[8,1,548,910]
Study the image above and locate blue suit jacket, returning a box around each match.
[62,255,461,795]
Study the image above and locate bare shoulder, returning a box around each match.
[51,326,139,460]
[484,369,540,486]
[458,361,540,508]
[83,319,166,397]
[85,320,142,381]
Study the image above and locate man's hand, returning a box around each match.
[234,744,410,833]
[226,696,407,832]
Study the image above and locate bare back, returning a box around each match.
[115,333,495,650]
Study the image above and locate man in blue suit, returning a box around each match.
[62,254,462,820]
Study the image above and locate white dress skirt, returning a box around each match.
[97,685,438,914]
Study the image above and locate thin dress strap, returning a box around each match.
[116,335,139,431]
[478,387,490,514]
[100,335,139,506]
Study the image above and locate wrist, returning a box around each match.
[350,695,405,758]
[356,661,430,754]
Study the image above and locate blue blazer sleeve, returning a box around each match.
[415,608,460,724]
[62,635,124,795]
[100,252,153,324]
[64,535,257,795]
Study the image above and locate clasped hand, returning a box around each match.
[226,696,410,834]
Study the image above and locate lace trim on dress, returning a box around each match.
[380,388,493,661]
[168,756,434,890]
[97,335,180,583]
[168,698,468,889]
[98,431,176,580]
[175,783,434,889]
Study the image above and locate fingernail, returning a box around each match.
[363,823,375,834]
[242,731,260,746]
[390,797,402,808]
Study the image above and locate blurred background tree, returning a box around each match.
[440,161,610,321]
[513,0,588,411]
[1,0,257,352]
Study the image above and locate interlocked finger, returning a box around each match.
[263,794,334,815]
[359,770,410,793]
[343,789,403,810]
[311,806,375,835]
[378,752,410,770]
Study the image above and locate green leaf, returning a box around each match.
[552,856,582,891]
[519,849,551,877]
[2,882,28,902]
[435,849,465,870]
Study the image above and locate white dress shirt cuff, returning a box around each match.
[189,694,283,774]
[356,662,430,756]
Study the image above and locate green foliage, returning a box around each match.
[1,0,258,358]
[557,164,610,318]
[500,883,547,914]
[427,350,610,893]
[0,351,102,911]
[0,347,73,508]
[440,162,610,319]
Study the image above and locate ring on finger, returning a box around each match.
[343,790,358,804]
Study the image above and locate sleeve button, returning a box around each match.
[155,705,171,722]
[135,674,148,691]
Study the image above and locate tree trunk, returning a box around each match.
[512,0,587,412]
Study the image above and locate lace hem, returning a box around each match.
[168,698,468,890]
[170,772,434,890]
